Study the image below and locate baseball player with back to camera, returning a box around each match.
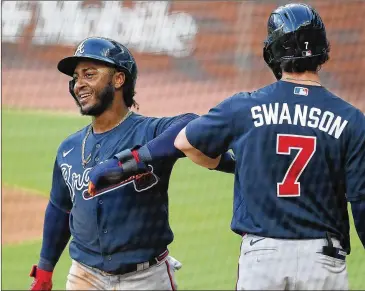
[29,37,235,290]
[172,3,365,290]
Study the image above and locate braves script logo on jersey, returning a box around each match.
[60,163,158,202]
[61,164,91,202]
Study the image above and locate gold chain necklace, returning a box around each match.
[283,77,322,86]
[81,111,133,168]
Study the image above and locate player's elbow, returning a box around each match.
[174,127,191,153]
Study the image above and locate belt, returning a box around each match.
[318,232,347,261]
[242,232,347,261]
[319,246,347,260]
[104,250,169,276]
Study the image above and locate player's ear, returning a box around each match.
[113,71,125,89]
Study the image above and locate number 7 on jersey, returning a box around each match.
[276,134,317,197]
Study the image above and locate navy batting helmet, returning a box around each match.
[263,3,330,80]
[58,37,138,107]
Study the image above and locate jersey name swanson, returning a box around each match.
[251,103,348,139]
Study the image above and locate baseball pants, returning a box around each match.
[236,234,348,290]
[66,256,178,290]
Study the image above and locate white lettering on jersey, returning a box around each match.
[262,103,279,125]
[251,106,264,127]
[307,107,321,128]
[293,104,308,126]
[278,103,292,125]
[61,163,91,202]
[251,103,348,139]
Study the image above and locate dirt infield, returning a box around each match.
[2,187,48,245]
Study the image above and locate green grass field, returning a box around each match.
[2,108,364,290]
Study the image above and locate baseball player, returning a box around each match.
[173,3,365,290]
[29,37,235,291]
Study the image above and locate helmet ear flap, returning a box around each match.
[69,79,82,107]
[271,64,283,80]
[263,45,282,80]
[69,79,76,98]
[263,45,273,67]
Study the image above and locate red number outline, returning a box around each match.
[276,134,316,197]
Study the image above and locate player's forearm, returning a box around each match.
[38,201,71,271]
[174,128,221,169]
[137,113,199,162]
[89,114,200,196]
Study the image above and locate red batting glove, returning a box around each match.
[29,265,53,291]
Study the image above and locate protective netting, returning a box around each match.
[3,1,364,115]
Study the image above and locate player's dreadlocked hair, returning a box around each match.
[122,75,139,110]
[109,67,139,110]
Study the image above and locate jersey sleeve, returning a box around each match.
[154,114,191,137]
[345,110,365,202]
[50,158,73,212]
[147,114,197,139]
[185,95,237,158]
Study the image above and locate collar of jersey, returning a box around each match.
[91,112,136,141]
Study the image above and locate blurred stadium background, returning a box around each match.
[2,0,364,290]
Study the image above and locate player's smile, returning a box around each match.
[78,92,93,106]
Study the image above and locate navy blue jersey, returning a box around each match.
[186,81,365,252]
[51,112,185,272]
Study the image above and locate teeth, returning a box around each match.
[80,93,91,98]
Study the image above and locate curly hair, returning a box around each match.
[109,68,139,110]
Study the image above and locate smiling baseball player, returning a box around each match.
[29,37,235,291]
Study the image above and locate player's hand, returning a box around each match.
[88,157,126,196]
[88,149,149,196]
[29,265,53,291]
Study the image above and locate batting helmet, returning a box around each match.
[58,37,138,105]
[263,3,330,80]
